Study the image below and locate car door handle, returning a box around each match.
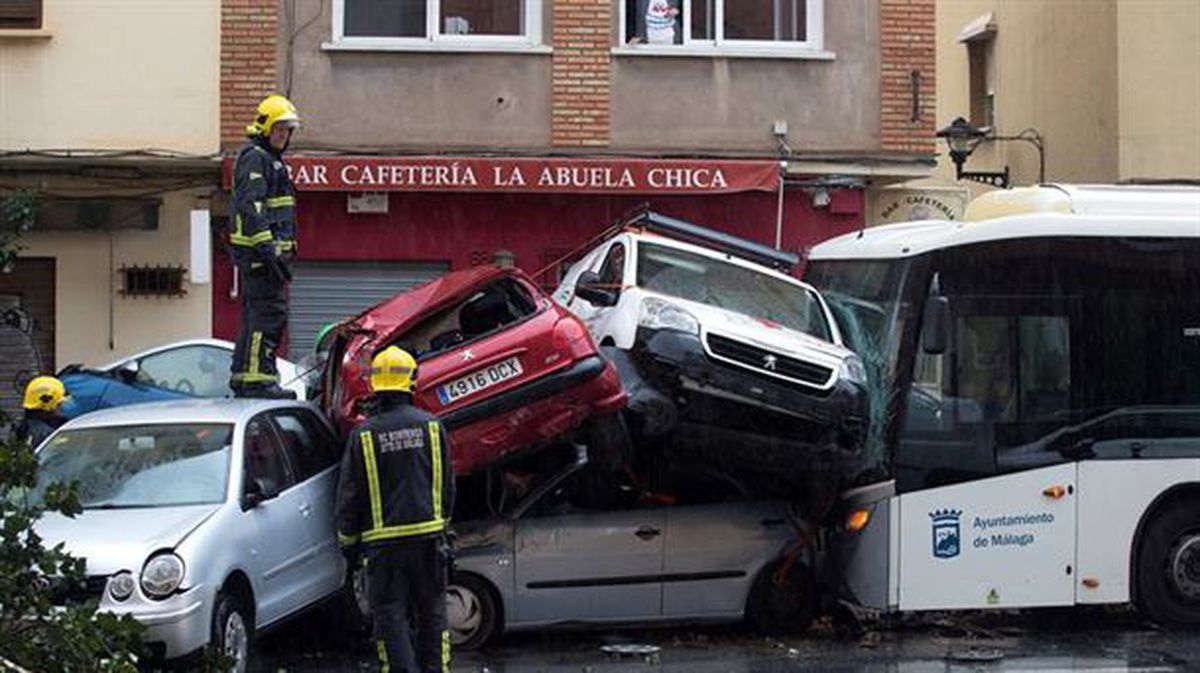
[634,526,661,541]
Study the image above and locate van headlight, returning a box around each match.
[639,297,700,335]
[140,553,185,599]
[838,354,868,386]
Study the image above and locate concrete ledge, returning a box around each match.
[0,27,54,40]
[612,45,834,60]
[322,40,552,55]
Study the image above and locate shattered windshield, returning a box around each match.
[34,423,234,509]
[804,259,923,475]
[636,243,831,341]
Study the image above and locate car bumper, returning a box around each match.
[627,328,866,446]
[102,584,213,660]
[442,354,628,473]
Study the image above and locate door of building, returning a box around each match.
[0,257,55,424]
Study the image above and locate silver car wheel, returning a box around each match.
[223,610,249,673]
[446,583,483,645]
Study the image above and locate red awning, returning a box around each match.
[221,155,780,195]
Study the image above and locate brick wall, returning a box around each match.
[221,0,280,149]
[551,0,611,147]
[880,0,936,154]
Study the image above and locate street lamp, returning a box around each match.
[936,117,1045,189]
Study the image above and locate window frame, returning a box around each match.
[0,0,42,30]
[329,0,548,53]
[615,0,831,60]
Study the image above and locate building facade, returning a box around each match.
[0,0,221,417]
[217,0,938,356]
[932,0,1199,197]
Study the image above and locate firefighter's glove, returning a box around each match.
[442,532,457,577]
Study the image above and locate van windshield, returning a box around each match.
[637,243,831,341]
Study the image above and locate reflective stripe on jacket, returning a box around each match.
[335,401,456,547]
[230,137,297,262]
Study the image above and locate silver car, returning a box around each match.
[33,399,348,671]
[446,448,815,649]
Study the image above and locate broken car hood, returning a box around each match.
[35,504,219,576]
[654,293,855,365]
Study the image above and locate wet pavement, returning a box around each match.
[249,607,1196,672]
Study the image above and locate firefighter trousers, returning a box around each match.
[367,538,450,673]
[230,263,287,388]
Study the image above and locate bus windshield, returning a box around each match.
[804,259,925,477]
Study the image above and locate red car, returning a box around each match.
[323,266,628,475]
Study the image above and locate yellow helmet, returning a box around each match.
[23,375,68,412]
[246,94,300,136]
[370,346,418,394]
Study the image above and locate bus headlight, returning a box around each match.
[639,297,700,335]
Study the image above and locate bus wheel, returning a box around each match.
[1137,499,1200,627]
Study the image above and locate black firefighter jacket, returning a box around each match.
[336,401,456,548]
[229,135,297,266]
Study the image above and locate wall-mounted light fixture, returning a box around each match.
[935,116,1045,189]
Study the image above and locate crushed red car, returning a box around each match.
[322,265,629,475]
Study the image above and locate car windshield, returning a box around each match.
[636,243,831,340]
[34,423,234,509]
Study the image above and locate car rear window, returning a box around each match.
[398,277,540,359]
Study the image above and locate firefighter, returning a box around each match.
[336,346,455,673]
[228,94,300,399]
[13,376,68,447]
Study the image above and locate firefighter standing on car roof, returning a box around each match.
[13,376,68,447]
[336,346,456,673]
[228,94,300,399]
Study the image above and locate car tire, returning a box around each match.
[746,558,817,636]
[1136,497,1200,627]
[210,590,253,673]
[447,573,500,651]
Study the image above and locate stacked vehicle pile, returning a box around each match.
[321,210,868,520]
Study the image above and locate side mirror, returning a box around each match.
[921,296,949,355]
[574,271,618,307]
[243,477,281,508]
[116,360,140,384]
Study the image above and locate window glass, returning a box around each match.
[725,0,805,41]
[637,243,831,340]
[244,417,294,494]
[598,243,626,287]
[34,424,233,508]
[134,345,232,397]
[399,278,540,358]
[344,0,427,38]
[272,410,337,481]
[441,0,522,35]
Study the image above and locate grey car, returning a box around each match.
[445,448,815,649]
[33,399,348,671]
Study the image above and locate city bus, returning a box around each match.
[804,184,1200,625]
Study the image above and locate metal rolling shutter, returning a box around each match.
[287,261,449,359]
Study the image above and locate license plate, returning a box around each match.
[437,357,524,405]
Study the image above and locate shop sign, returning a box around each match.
[872,187,969,224]
[222,156,781,195]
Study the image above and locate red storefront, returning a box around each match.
[215,156,864,357]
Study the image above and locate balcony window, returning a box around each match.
[620,0,826,58]
[0,0,42,29]
[331,0,544,52]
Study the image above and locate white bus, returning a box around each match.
[805,185,1200,624]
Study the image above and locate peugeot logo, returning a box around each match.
[763,354,778,371]
[461,350,476,361]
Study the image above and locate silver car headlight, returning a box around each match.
[108,571,135,602]
[639,297,700,335]
[838,354,868,386]
[140,553,185,599]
